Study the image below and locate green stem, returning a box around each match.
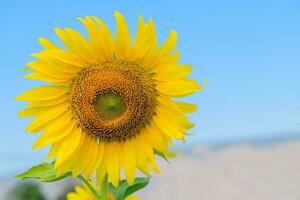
[99,174,108,200]
[77,175,98,198]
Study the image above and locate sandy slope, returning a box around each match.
[1,141,300,200]
[141,141,300,200]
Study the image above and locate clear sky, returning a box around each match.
[0,0,300,175]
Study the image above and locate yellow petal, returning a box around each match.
[114,11,131,59]
[152,109,183,139]
[22,67,31,71]
[152,50,180,69]
[108,193,115,200]
[32,96,67,113]
[24,72,71,85]
[32,112,74,149]
[174,101,197,113]
[55,128,84,168]
[121,142,136,185]
[156,79,201,97]
[154,64,192,82]
[26,60,76,79]
[85,142,104,177]
[137,137,159,173]
[78,17,106,61]
[71,136,93,176]
[94,143,105,170]
[64,27,96,62]
[25,101,69,133]
[140,19,158,66]
[133,138,150,176]
[157,96,196,130]
[96,153,107,185]
[160,100,194,126]
[55,28,78,54]
[46,139,63,160]
[76,187,90,197]
[19,106,50,117]
[129,16,149,61]
[106,143,120,187]
[158,30,177,57]
[27,95,68,107]
[16,85,68,101]
[141,124,168,154]
[125,195,139,200]
[84,141,98,177]
[92,16,115,59]
[32,49,85,70]
[38,37,59,50]
[77,136,98,177]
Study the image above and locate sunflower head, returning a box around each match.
[17,11,201,187]
[71,60,157,142]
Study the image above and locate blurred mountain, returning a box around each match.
[1,135,300,200]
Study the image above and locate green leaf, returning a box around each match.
[16,162,72,182]
[123,177,150,199]
[154,149,170,163]
[108,177,150,200]
[108,182,117,197]
[115,181,128,200]
[108,181,126,200]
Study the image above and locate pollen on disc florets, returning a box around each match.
[71,60,157,143]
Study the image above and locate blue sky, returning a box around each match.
[0,0,300,175]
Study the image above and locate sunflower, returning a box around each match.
[17,11,201,187]
[67,185,139,200]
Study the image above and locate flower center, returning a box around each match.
[71,60,156,143]
[94,91,126,120]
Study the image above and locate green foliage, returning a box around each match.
[154,149,170,163]
[15,162,150,200]
[8,182,46,200]
[16,162,71,182]
[108,177,150,200]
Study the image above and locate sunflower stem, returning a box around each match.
[77,175,98,197]
[99,174,108,200]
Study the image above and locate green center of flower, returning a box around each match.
[94,91,126,120]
